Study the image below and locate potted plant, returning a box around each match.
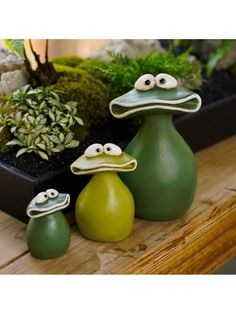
[1,39,236,222]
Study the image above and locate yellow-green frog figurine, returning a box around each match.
[70,143,137,242]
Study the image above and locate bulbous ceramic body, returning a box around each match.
[121,114,197,220]
[26,211,70,259]
[75,172,134,242]
[110,73,202,221]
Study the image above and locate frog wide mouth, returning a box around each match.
[27,194,70,218]
[71,154,137,175]
[109,88,202,118]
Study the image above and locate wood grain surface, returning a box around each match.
[0,135,236,274]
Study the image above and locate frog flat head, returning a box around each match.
[27,189,70,218]
[109,73,202,118]
[70,143,137,175]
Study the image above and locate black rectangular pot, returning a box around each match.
[1,95,236,222]
[175,94,236,152]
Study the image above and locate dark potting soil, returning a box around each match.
[199,69,236,104]
[0,69,236,177]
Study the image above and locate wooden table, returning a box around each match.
[0,136,236,274]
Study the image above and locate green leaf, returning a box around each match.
[18,127,28,134]
[38,150,49,160]
[49,135,61,144]
[50,147,61,153]
[26,134,34,146]
[65,104,72,112]
[48,99,60,107]
[15,112,22,124]
[50,92,60,101]
[27,115,35,124]
[64,132,73,145]
[41,134,50,146]
[39,101,46,110]
[16,148,28,157]
[37,143,46,150]
[40,127,50,134]
[59,132,65,142]
[34,137,41,145]
[18,133,26,143]
[20,84,31,94]
[48,111,55,121]
[65,101,78,109]
[39,118,47,125]
[206,40,234,77]
[6,139,21,146]
[35,124,44,131]
[74,116,84,125]
[65,140,79,148]
[55,144,65,151]
[10,126,17,133]
[59,118,68,124]
[5,39,25,58]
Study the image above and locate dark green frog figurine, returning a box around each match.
[26,189,71,259]
[110,73,202,221]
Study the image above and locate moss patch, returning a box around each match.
[54,64,109,139]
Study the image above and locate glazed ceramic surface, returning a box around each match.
[26,189,71,259]
[110,73,202,221]
[70,143,137,242]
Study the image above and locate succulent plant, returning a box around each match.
[0,85,83,160]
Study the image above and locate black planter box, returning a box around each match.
[175,94,236,152]
[1,95,236,222]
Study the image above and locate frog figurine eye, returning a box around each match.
[134,74,155,91]
[46,189,59,199]
[84,143,104,158]
[155,73,177,89]
[35,192,48,204]
[104,143,122,156]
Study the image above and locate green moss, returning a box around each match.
[78,58,111,82]
[0,127,13,154]
[52,56,83,68]
[54,64,109,138]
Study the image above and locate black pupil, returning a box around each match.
[145,80,151,85]
[51,192,54,196]
[96,148,101,152]
[44,194,47,198]
[160,78,166,84]
[107,147,111,151]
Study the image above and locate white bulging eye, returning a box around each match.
[84,143,104,158]
[46,189,59,199]
[134,74,155,91]
[155,73,177,89]
[35,192,48,204]
[104,143,122,156]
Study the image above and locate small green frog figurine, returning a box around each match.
[26,189,71,259]
[70,143,137,242]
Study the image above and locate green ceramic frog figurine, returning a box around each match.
[70,143,137,242]
[26,189,71,259]
[110,73,202,221]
